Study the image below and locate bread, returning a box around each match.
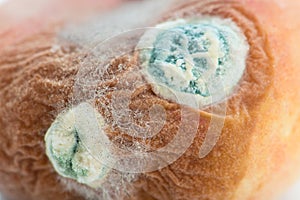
[0,0,300,200]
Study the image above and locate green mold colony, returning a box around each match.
[45,105,111,187]
[138,17,249,108]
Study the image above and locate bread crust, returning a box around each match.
[0,0,299,200]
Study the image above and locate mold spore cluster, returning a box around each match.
[138,17,249,108]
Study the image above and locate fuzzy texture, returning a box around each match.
[137,16,249,108]
[0,0,300,200]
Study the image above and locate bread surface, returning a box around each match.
[0,0,300,200]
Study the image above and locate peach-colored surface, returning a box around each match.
[0,0,299,200]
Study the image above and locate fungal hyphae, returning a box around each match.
[137,17,249,108]
[44,16,250,188]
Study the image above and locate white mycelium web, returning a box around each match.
[45,13,249,200]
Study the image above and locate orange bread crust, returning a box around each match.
[0,0,299,200]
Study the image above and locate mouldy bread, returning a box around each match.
[0,0,300,200]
